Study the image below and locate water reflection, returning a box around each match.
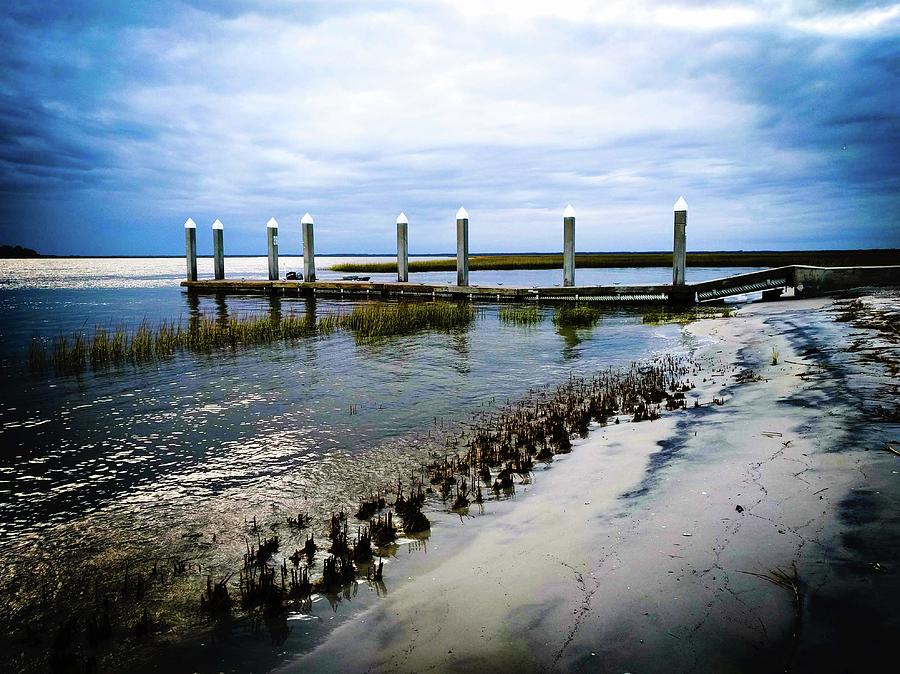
[268,294,283,323]
[557,325,584,361]
[449,331,471,375]
[182,291,320,327]
[303,297,317,321]
[214,292,229,326]
[186,291,201,332]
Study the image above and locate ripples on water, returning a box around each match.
[0,258,759,550]
[0,303,691,545]
[0,255,764,289]
[0,257,739,665]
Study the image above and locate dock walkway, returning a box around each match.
[181,265,899,304]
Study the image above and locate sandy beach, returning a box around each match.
[277,294,899,673]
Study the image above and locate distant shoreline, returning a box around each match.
[0,245,40,259]
[331,249,900,272]
[2,249,898,268]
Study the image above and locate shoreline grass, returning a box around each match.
[330,249,900,273]
[33,314,333,373]
[6,352,701,672]
[28,302,474,374]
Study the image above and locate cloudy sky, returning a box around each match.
[1,1,898,256]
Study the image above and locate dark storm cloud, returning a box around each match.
[0,0,898,254]
[714,25,900,193]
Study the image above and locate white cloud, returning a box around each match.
[2,1,897,253]
[448,0,900,35]
[788,3,900,36]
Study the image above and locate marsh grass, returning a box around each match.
[52,334,85,373]
[340,302,475,342]
[553,305,603,328]
[330,249,899,273]
[29,302,471,374]
[498,306,542,325]
[31,313,335,374]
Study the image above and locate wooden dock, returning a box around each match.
[180,265,900,305]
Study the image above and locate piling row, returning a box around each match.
[183,198,691,289]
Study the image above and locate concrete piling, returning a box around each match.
[396,212,409,282]
[673,196,687,286]
[212,218,225,280]
[301,212,316,282]
[184,218,197,281]
[267,217,279,281]
[563,204,575,287]
[456,207,469,287]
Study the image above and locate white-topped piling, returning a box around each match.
[301,212,316,282]
[673,197,687,286]
[563,204,576,287]
[184,218,197,281]
[396,212,409,282]
[212,218,225,280]
[266,217,279,281]
[456,207,469,287]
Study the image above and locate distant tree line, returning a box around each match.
[0,245,40,258]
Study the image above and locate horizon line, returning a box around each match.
[4,247,899,260]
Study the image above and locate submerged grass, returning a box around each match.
[642,306,733,324]
[498,306,542,325]
[28,302,471,374]
[553,305,603,328]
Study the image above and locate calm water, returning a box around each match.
[0,258,763,550]
[0,256,764,669]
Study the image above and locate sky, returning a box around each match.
[1,0,898,256]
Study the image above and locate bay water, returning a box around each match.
[0,256,757,669]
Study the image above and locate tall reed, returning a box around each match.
[51,334,86,373]
[498,306,542,325]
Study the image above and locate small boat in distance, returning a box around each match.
[341,275,371,281]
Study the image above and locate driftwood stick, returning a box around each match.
[882,443,900,458]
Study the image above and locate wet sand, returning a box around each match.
[280,296,900,673]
